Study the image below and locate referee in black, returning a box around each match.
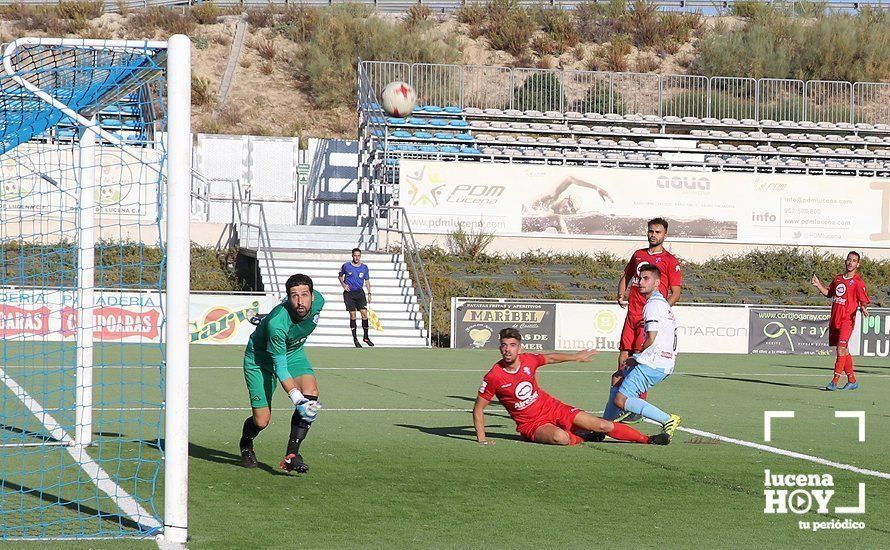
[338,248,374,347]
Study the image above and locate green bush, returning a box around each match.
[512,71,563,111]
[693,10,890,82]
[484,0,535,56]
[299,5,459,106]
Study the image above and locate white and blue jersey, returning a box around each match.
[618,291,677,400]
[339,262,370,291]
[636,291,678,375]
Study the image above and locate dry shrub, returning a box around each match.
[245,6,276,28]
[191,75,216,107]
[634,52,660,72]
[218,103,244,127]
[484,0,535,56]
[533,6,579,52]
[457,3,486,26]
[604,38,631,71]
[252,37,277,60]
[530,35,557,56]
[260,61,274,75]
[277,6,321,42]
[213,32,232,47]
[129,7,196,37]
[190,2,220,25]
[405,3,431,28]
[239,58,252,69]
[537,54,558,69]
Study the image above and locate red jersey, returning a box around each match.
[624,248,683,316]
[478,353,556,425]
[827,274,869,328]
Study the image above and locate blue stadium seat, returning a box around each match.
[460,146,482,155]
[448,120,469,128]
[407,117,427,126]
[444,106,462,114]
[419,145,438,152]
[391,130,412,138]
[421,105,442,113]
[413,131,433,139]
[56,127,76,139]
[433,132,454,140]
[440,145,460,153]
[454,133,473,141]
[428,118,448,127]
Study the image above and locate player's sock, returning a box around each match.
[349,319,358,341]
[239,416,262,450]
[844,355,856,383]
[832,356,844,384]
[285,394,317,457]
[624,396,670,425]
[602,386,621,421]
[605,422,649,444]
[362,319,370,339]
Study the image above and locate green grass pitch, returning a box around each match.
[4,346,889,548]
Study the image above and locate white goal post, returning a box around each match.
[0,35,190,543]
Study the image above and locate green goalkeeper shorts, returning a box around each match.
[243,348,315,408]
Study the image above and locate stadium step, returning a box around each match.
[243,231,429,348]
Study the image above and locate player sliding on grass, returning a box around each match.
[602,265,682,440]
[812,251,870,391]
[239,274,325,474]
[473,327,670,446]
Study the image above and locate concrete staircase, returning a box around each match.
[243,225,428,348]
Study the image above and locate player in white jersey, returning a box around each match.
[601,265,682,440]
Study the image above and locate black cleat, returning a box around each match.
[240,448,258,468]
[647,433,671,446]
[353,338,362,348]
[280,453,309,473]
[363,337,375,347]
[580,431,606,443]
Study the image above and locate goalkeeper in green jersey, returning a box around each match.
[239,274,325,474]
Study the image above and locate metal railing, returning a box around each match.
[20,0,890,14]
[195,170,282,296]
[376,206,433,347]
[360,60,890,125]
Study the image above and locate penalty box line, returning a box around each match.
[0,367,162,533]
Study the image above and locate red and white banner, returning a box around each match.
[0,289,280,345]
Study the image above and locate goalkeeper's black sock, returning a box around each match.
[240,416,262,450]
[285,395,317,457]
[349,319,358,340]
[362,319,369,339]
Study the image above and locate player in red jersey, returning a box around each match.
[812,251,870,391]
[612,218,682,422]
[472,328,670,446]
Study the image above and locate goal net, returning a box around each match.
[0,36,190,542]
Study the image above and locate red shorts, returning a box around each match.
[515,399,583,444]
[620,313,645,352]
[829,321,854,348]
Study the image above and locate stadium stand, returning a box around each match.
[357,62,890,184]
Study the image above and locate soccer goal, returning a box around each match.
[0,36,190,543]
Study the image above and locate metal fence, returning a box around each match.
[361,60,890,124]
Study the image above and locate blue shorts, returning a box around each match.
[619,362,668,398]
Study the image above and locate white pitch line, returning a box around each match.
[3,365,889,378]
[675,425,890,481]
[80,404,890,480]
[0,367,162,532]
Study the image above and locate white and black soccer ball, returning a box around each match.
[381,81,417,118]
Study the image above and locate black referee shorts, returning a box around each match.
[343,289,367,312]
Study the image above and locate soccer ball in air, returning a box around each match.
[381,81,416,117]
